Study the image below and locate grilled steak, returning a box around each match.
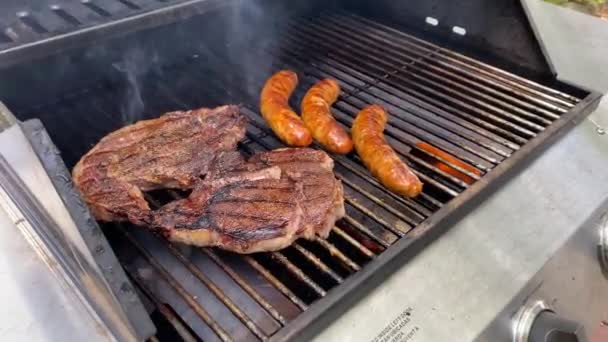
[72,105,247,224]
[151,148,345,253]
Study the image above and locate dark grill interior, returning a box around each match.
[5,6,588,342]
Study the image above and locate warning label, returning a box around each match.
[370,307,420,342]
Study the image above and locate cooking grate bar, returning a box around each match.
[201,249,289,326]
[329,14,573,114]
[337,13,579,107]
[181,48,468,209]
[237,135,386,257]
[329,17,562,121]
[241,124,417,236]
[243,256,309,311]
[171,60,436,248]
[262,40,507,169]
[292,243,344,283]
[164,189,365,276]
[314,16,560,123]
[129,273,199,342]
[313,236,362,271]
[297,19,554,129]
[274,31,530,147]
[284,22,543,138]
[121,229,233,342]
[269,252,327,297]
[271,39,523,153]
[165,244,269,341]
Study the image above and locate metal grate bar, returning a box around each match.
[201,249,289,326]
[245,105,437,215]
[331,226,376,258]
[269,252,327,297]
[276,61,497,175]
[313,236,362,271]
[338,13,579,107]
[292,243,344,284]
[284,22,542,138]
[236,135,383,259]
[275,32,532,146]
[242,126,419,235]
[121,230,233,342]
[243,256,308,311]
[166,244,270,341]
[269,40,522,153]
[287,54,508,168]
[129,273,198,342]
[183,50,455,211]
[320,15,564,121]
[296,18,554,128]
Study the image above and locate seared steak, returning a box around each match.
[72,105,247,224]
[151,148,345,253]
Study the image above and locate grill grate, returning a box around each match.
[15,12,584,342]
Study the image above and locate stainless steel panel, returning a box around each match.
[312,102,608,342]
[0,204,113,342]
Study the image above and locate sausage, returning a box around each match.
[301,79,353,154]
[260,70,312,146]
[352,105,423,197]
[415,142,482,185]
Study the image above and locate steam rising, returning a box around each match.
[112,48,159,124]
[223,0,284,101]
[108,0,298,123]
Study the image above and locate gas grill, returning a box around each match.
[0,1,606,341]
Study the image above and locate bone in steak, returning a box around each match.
[151,148,345,254]
[72,105,247,224]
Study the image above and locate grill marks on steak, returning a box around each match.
[152,148,345,254]
[73,104,345,253]
[72,105,247,224]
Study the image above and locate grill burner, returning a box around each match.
[10,10,593,342]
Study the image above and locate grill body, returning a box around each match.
[0,1,603,341]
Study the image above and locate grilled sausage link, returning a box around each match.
[301,79,353,154]
[352,105,423,197]
[260,70,312,146]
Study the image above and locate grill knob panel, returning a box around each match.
[513,301,586,342]
[528,311,584,342]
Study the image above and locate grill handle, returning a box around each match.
[528,311,586,342]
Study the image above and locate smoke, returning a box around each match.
[112,48,159,124]
[223,0,284,101]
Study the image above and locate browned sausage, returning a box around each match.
[352,105,423,197]
[260,70,312,146]
[301,79,353,154]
